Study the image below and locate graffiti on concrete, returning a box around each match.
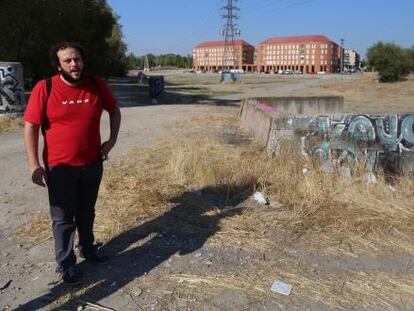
[0,63,25,112]
[269,113,414,174]
[240,98,414,175]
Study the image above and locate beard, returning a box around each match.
[60,68,84,83]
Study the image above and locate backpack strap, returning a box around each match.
[41,78,52,135]
[45,77,52,98]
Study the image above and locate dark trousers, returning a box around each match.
[46,161,103,272]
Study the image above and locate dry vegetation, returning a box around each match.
[18,113,414,309]
[0,115,24,134]
[101,114,414,309]
[295,72,414,113]
[108,115,414,309]
[95,114,414,257]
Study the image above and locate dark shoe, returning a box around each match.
[80,250,109,265]
[61,266,80,286]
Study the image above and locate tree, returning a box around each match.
[123,53,193,70]
[406,46,414,73]
[367,42,410,82]
[0,0,128,84]
[104,15,128,76]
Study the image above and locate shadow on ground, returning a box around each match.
[107,76,241,108]
[15,186,249,310]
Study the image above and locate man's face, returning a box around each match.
[56,47,84,83]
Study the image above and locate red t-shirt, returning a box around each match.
[24,75,117,167]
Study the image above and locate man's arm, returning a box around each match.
[24,122,47,187]
[101,107,121,159]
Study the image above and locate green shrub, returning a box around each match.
[367,42,410,82]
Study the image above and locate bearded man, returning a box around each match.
[23,42,121,285]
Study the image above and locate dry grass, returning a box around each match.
[97,114,414,308]
[121,256,414,310]
[15,212,51,242]
[163,268,414,310]
[295,73,414,113]
[95,115,262,240]
[17,112,414,255]
[96,142,185,239]
[94,113,414,256]
[0,115,24,133]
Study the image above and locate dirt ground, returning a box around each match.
[0,71,413,310]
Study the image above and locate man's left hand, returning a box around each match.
[101,139,116,161]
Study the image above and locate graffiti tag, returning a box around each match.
[271,113,414,174]
[0,65,24,112]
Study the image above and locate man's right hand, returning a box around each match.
[31,166,48,187]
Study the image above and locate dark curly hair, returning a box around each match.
[50,42,86,71]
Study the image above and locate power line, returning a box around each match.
[241,0,291,12]
[243,0,320,17]
[174,1,221,52]
[268,0,319,13]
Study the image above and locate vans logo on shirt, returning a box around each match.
[62,98,90,105]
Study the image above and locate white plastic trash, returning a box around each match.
[253,191,268,205]
[386,185,396,192]
[363,172,377,184]
[271,281,292,296]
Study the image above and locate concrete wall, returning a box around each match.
[239,98,273,146]
[0,62,26,113]
[248,96,343,114]
[240,97,414,175]
[239,96,343,148]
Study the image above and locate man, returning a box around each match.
[23,42,121,285]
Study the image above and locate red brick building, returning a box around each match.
[193,40,255,72]
[256,35,342,74]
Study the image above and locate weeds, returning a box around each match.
[16,113,414,309]
[0,115,24,134]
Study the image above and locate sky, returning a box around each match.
[107,0,414,59]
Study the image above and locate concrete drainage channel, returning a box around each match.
[240,96,414,177]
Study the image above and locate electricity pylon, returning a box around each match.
[220,0,241,72]
[144,54,150,72]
